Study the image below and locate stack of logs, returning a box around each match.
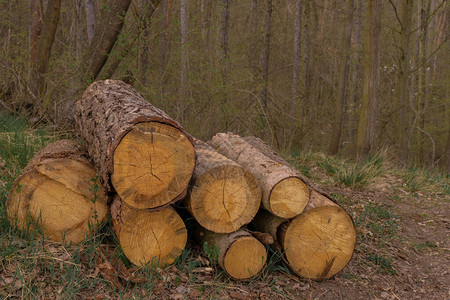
[6,80,356,281]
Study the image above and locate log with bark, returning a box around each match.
[111,196,187,268]
[184,139,261,233]
[252,190,356,280]
[75,80,195,210]
[6,140,108,244]
[209,132,310,218]
[195,227,267,280]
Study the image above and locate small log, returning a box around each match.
[111,196,187,268]
[195,227,267,279]
[6,140,108,244]
[253,190,356,280]
[185,139,261,233]
[209,132,309,218]
[75,80,195,209]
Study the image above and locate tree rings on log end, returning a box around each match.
[188,165,261,233]
[224,236,267,279]
[114,204,187,268]
[282,205,356,280]
[112,122,195,209]
[7,158,108,244]
[268,177,309,218]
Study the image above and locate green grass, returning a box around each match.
[355,203,399,241]
[366,253,396,275]
[399,166,449,195]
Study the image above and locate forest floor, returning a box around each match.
[0,114,449,299]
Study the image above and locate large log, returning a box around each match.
[75,80,195,210]
[195,227,267,280]
[110,196,187,268]
[6,140,108,244]
[209,132,310,218]
[184,139,261,233]
[253,190,356,280]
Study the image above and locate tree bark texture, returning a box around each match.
[75,80,195,209]
[194,227,267,279]
[356,0,382,157]
[6,140,108,244]
[219,0,230,106]
[111,196,187,268]
[329,0,354,155]
[185,139,261,233]
[209,133,310,218]
[180,0,188,110]
[29,0,42,66]
[291,0,302,114]
[85,0,96,45]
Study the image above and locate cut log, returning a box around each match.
[75,79,195,210]
[253,190,356,280]
[209,132,309,218]
[195,227,267,279]
[185,139,261,233]
[6,140,108,244]
[111,196,187,268]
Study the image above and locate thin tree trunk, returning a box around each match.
[356,0,382,158]
[348,0,362,147]
[29,0,42,67]
[249,0,259,71]
[29,0,61,106]
[85,0,96,45]
[180,0,188,119]
[200,0,207,42]
[260,0,273,109]
[220,0,230,105]
[329,0,354,155]
[291,0,302,114]
[397,0,413,163]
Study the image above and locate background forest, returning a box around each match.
[0,0,449,171]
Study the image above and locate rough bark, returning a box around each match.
[194,227,267,279]
[85,0,95,45]
[29,0,42,66]
[209,132,310,218]
[111,196,187,268]
[252,190,356,280]
[180,0,188,111]
[6,140,108,244]
[329,0,354,155]
[185,139,261,233]
[75,80,195,209]
[356,0,382,157]
[219,0,230,107]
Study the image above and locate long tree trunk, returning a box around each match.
[28,0,61,106]
[219,0,230,108]
[29,0,42,68]
[291,0,302,114]
[356,0,382,158]
[160,0,171,95]
[85,0,95,45]
[397,0,413,163]
[180,0,188,120]
[260,0,273,109]
[329,0,354,155]
[75,80,195,210]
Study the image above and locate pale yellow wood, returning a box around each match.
[269,177,309,218]
[187,165,261,233]
[114,203,187,268]
[283,206,356,280]
[7,158,108,244]
[223,236,267,279]
[112,122,195,209]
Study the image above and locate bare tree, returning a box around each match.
[260,0,273,109]
[329,0,354,155]
[180,0,188,119]
[220,0,230,105]
[291,0,302,114]
[29,0,42,67]
[85,0,95,45]
[356,0,382,157]
[29,0,61,107]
